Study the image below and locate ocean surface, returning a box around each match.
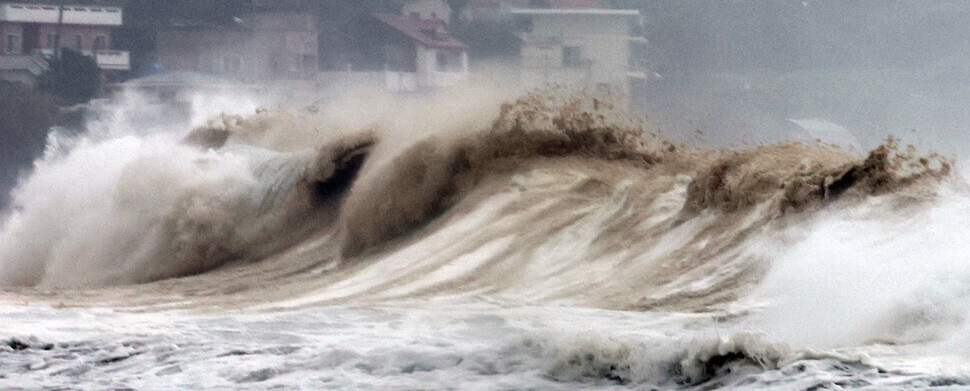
[0,87,968,390]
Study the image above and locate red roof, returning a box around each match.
[372,13,466,50]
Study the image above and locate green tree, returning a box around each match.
[39,49,101,105]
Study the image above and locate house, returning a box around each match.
[510,8,646,98]
[154,12,319,82]
[0,1,128,85]
[368,12,468,91]
[319,0,469,93]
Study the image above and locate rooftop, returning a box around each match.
[372,13,466,50]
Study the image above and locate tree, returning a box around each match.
[38,49,101,105]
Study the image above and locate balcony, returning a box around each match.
[30,49,129,71]
[91,50,129,71]
[0,54,49,75]
[0,3,122,26]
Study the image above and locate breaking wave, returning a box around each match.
[4,85,970,388]
[0,87,950,300]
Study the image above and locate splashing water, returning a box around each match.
[0,86,967,389]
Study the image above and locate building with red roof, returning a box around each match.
[355,0,468,92]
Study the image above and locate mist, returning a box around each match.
[626,0,970,155]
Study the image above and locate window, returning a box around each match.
[75,35,83,50]
[93,35,107,51]
[6,35,21,54]
[47,33,58,49]
[562,46,584,68]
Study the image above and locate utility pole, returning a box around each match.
[55,0,64,58]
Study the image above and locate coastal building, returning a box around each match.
[510,7,647,98]
[154,12,319,82]
[367,11,468,91]
[319,0,469,93]
[0,1,128,85]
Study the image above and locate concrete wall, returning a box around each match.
[0,4,122,26]
[37,24,112,51]
[519,12,636,94]
[416,46,468,88]
[416,45,437,86]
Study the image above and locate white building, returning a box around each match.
[510,8,646,98]
[0,1,129,80]
[319,0,469,94]
[370,12,469,92]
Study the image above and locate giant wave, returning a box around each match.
[0,86,966,389]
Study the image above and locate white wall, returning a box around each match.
[416,45,438,86]
[415,46,469,89]
[0,4,122,26]
[518,12,637,95]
